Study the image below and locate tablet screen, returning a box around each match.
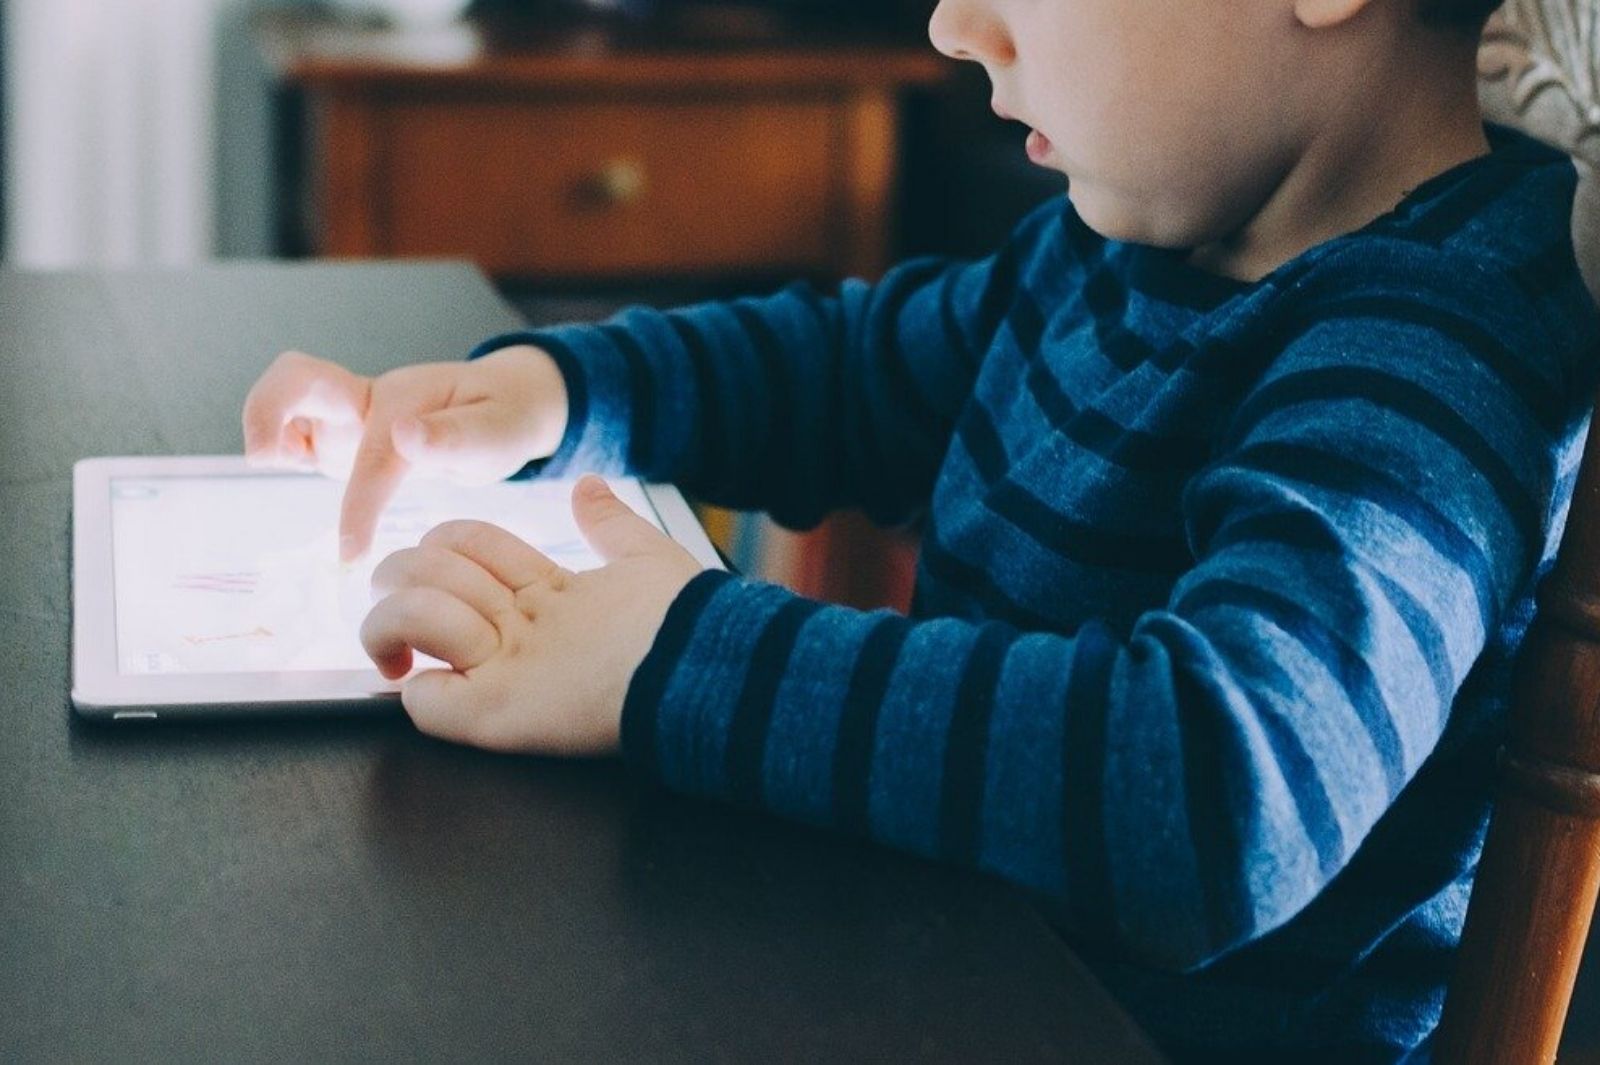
[108,474,664,676]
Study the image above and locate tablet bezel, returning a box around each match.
[71,455,726,720]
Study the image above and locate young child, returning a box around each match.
[242,0,1600,1058]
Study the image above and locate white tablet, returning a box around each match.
[71,456,725,720]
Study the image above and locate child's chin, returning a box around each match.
[1072,186,1210,251]
[1068,189,1146,244]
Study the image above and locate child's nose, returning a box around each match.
[927,0,1017,67]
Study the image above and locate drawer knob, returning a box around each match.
[594,159,647,205]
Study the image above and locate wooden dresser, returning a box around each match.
[259,11,944,282]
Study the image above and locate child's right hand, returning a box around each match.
[241,345,569,562]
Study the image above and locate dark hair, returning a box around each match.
[1417,0,1503,32]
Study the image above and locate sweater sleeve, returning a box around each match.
[465,200,1067,530]
[616,252,1587,973]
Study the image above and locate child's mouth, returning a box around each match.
[1026,128,1053,164]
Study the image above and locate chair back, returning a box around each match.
[1434,4,1600,1062]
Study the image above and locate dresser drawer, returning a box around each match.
[364,96,839,278]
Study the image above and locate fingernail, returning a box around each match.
[340,534,359,562]
[580,475,609,498]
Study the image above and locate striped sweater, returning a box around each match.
[469,124,1600,1061]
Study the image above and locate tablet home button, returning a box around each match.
[112,711,158,721]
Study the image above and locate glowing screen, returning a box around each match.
[108,474,663,675]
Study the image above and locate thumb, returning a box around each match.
[392,405,506,475]
[571,475,668,563]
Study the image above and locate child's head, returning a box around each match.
[930,0,1494,272]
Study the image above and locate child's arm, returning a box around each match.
[466,200,1065,530]
[613,248,1592,972]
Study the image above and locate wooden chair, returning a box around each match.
[1433,3,1600,1061]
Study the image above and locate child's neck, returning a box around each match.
[1187,39,1490,283]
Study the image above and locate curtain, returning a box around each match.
[4,0,219,267]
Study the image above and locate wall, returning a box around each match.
[1,0,285,267]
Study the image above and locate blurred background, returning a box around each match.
[0,0,1060,269]
[0,0,1062,602]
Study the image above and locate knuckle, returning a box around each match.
[367,556,398,596]
[241,392,277,431]
[374,364,426,398]
[510,565,568,615]
[273,349,314,373]
[349,436,397,475]
[306,375,344,408]
[421,518,491,553]
[397,587,440,626]
[349,442,387,476]
[493,622,524,658]
[414,543,454,570]
[369,547,419,594]
[426,417,453,447]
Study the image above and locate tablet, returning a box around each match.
[71,456,725,720]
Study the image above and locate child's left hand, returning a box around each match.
[360,474,705,755]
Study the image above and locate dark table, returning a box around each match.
[0,263,1167,1064]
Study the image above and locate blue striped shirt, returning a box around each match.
[469,123,1600,1061]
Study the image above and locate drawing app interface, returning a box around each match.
[109,474,664,675]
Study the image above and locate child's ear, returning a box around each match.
[1292,0,1375,29]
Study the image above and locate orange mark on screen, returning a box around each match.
[183,626,275,646]
[173,571,262,594]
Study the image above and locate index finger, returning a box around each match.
[419,519,572,593]
[339,413,409,562]
[360,586,499,679]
